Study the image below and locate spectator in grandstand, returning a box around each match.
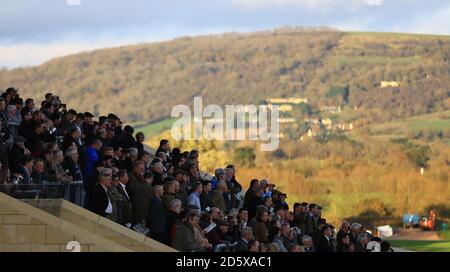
[119,125,137,149]
[254,210,270,243]
[151,160,165,186]
[187,182,203,212]
[156,152,168,167]
[90,174,113,217]
[16,155,34,184]
[172,213,207,252]
[336,221,351,249]
[49,150,73,183]
[225,165,242,209]
[302,235,315,252]
[247,240,260,252]
[337,233,352,252]
[116,170,132,228]
[174,170,188,208]
[107,175,127,223]
[200,180,213,211]
[306,203,321,236]
[316,225,335,252]
[24,98,34,112]
[147,185,166,243]
[207,219,233,248]
[62,126,81,153]
[0,97,11,144]
[8,136,29,173]
[7,105,20,138]
[81,112,95,142]
[105,128,118,149]
[166,199,182,246]
[210,168,226,193]
[24,121,50,153]
[243,179,261,218]
[30,159,45,184]
[186,162,201,191]
[273,190,289,210]
[235,226,253,252]
[139,151,152,172]
[270,226,288,252]
[288,244,304,252]
[355,233,370,252]
[156,139,171,162]
[211,180,228,212]
[135,132,145,154]
[162,178,179,211]
[349,223,362,244]
[62,147,83,182]
[127,161,152,226]
[82,139,102,181]
[17,110,33,139]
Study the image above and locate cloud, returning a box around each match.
[0,25,245,68]
[366,0,384,6]
[0,32,163,68]
[231,0,383,10]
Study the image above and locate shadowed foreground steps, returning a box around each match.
[0,192,176,252]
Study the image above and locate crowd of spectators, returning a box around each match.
[0,87,393,252]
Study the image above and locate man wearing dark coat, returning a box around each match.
[90,174,113,218]
[146,185,167,243]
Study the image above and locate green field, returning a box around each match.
[336,56,422,65]
[135,118,176,138]
[368,110,450,137]
[389,240,450,252]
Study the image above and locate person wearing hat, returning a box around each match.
[272,189,288,210]
[210,168,226,193]
[206,219,233,248]
[81,112,95,142]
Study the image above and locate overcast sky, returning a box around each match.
[0,0,449,68]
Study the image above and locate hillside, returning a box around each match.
[1,27,449,125]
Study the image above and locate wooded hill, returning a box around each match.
[1,27,449,125]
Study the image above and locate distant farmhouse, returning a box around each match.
[321,106,341,114]
[266,98,309,104]
[380,81,400,88]
[266,97,308,112]
[268,104,294,112]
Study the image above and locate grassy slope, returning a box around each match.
[135,118,176,138]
